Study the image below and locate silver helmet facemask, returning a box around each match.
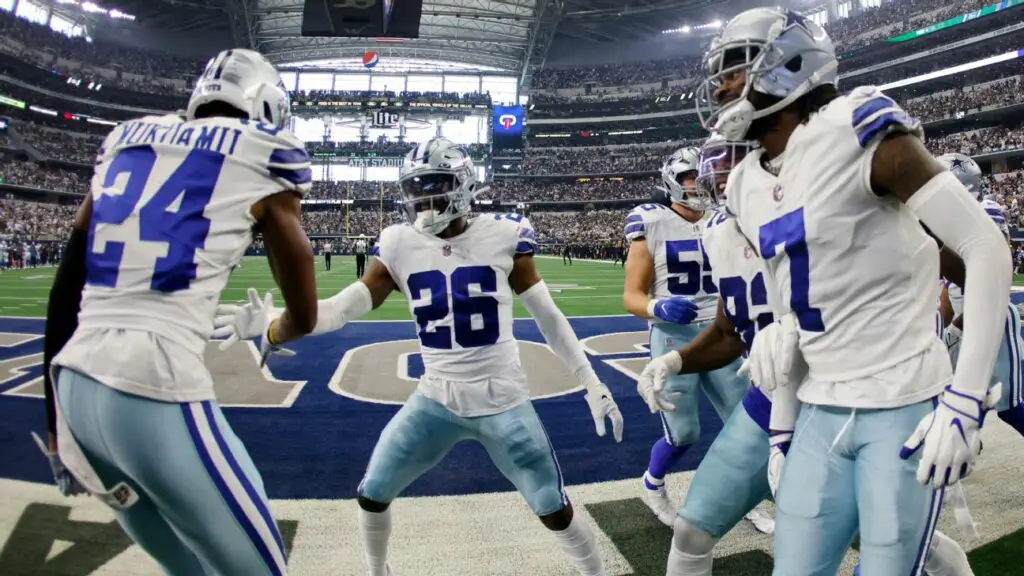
[696,8,838,141]
[697,138,754,207]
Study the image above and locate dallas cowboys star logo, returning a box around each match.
[784,10,811,33]
[950,157,967,172]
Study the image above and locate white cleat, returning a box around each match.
[745,502,775,535]
[642,471,677,527]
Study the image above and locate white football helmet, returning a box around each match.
[187,49,291,128]
[698,8,838,141]
[697,133,755,207]
[936,153,984,199]
[398,138,480,235]
[659,147,706,210]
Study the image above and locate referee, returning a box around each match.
[354,237,368,278]
[323,241,333,271]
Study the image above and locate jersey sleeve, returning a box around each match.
[848,86,922,148]
[624,205,660,242]
[376,226,399,273]
[259,127,312,196]
[516,216,538,255]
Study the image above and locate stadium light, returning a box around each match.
[878,48,1022,91]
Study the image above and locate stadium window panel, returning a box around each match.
[298,73,333,92]
[440,118,480,144]
[860,0,881,7]
[335,74,370,92]
[837,1,851,18]
[332,125,362,142]
[292,118,325,143]
[406,75,442,93]
[333,164,362,182]
[476,166,485,182]
[443,75,481,96]
[807,9,828,26]
[16,0,48,24]
[482,76,517,105]
[280,71,298,92]
[366,166,400,182]
[0,0,13,12]
[370,75,404,92]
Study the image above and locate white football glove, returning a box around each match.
[944,324,962,366]
[900,383,1001,488]
[636,351,682,413]
[31,432,87,497]
[738,313,801,392]
[583,380,624,443]
[213,288,294,366]
[766,430,791,498]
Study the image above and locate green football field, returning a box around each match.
[0,255,629,319]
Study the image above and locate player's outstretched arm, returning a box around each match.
[254,191,318,343]
[677,299,746,373]
[42,194,92,448]
[873,132,1009,487]
[623,239,655,319]
[511,254,624,442]
[309,259,397,335]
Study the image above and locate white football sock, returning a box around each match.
[666,535,712,576]
[551,515,605,576]
[924,530,974,576]
[359,507,392,576]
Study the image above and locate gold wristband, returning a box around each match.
[266,319,281,346]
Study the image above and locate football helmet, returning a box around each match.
[398,138,480,235]
[659,146,706,210]
[936,153,984,199]
[187,49,291,128]
[698,8,838,141]
[697,133,754,206]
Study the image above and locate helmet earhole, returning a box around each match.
[785,56,802,72]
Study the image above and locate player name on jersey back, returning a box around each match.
[375,215,538,417]
[53,114,312,403]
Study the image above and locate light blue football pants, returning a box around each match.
[57,368,287,576]
[650,323,749,446]
[993,303,1023,412]
[772,399,944,576]
[678,386,771,537]
[358,391,568,516]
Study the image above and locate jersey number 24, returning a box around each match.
[86,146,223,293]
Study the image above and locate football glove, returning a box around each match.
[583,379,624,443]
[648,297,699,325]
[213,288,294,366]
[944,324,962,366]
[767,430,791,498]
[738,313,801,392]
[900,383,1001,488]
[31,432,87,497]
[636,351,682,413]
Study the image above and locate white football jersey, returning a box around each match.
[624,203,717,323]
[727,86,950,408]
[55,113,311,402]
[376,214,537,417]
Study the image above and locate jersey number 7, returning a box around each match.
[87,146,223,293]
[758,208,825,332]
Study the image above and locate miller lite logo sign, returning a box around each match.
[498,114,518,130]
[372,111,400,127]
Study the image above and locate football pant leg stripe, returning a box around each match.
[910,486,946,576]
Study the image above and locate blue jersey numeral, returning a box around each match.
[87,146,224,293]
[494,213,524,223]
[718,272,774,349]
[758,208,825,332]
[665,240,717,296]
[407,266,501,349]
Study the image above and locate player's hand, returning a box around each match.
[766,430,791,498]
[648,297,699,325]
[31,432,87,497]
[637,352,682,413]
[584,381,624,443]
[739,314,801,392]
[213,288,294,366]
[900,383,1001,488]
[943,324,962,361]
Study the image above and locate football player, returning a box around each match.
[937,153,1024,437]
[622,146,750,526]
[39,49,316,575]
[699,8,1010,575]
[215,137,624,576]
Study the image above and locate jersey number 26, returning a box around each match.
[408,266,500,349]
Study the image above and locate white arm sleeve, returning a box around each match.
[518,280,599,388]
[906,171,1012,396]
[769,384,799,432]
[311,281,374,336]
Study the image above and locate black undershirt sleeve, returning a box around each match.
[42,228,88,437]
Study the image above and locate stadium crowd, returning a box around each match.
[522,146,671,175]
